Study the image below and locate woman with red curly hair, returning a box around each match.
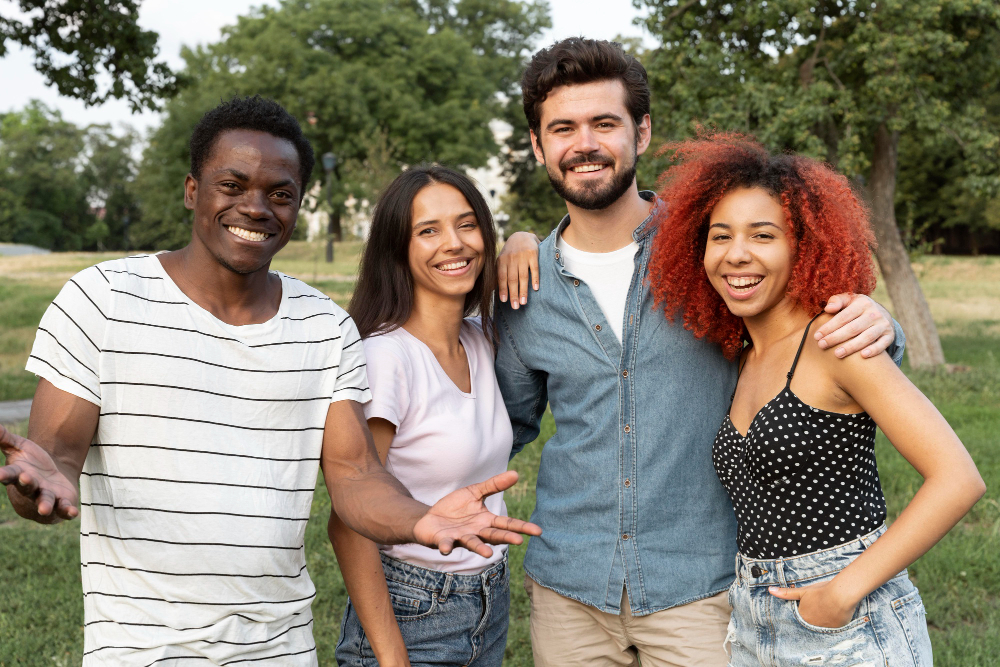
[649,134,984,665]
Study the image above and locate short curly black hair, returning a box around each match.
[188,95,315,196]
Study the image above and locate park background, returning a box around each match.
[1,0,998,664]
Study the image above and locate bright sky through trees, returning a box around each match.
[0,0,648,134]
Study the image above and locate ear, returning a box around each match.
[529,130,545,165]
[635,114,652,157]
[184,174,198,211]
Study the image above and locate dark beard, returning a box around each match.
[545,147,638,211]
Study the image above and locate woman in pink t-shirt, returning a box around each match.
[332,165,517,667]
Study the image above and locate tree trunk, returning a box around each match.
[867,122,945,369]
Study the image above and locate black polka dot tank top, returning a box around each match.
[713,314,887,559]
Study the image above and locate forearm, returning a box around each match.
[329,513,409,666]
[830,470,984,606]
[324,458,428,545]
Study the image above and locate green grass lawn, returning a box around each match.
[1,246,998,665]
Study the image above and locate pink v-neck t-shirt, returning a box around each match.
[361,318,514,574]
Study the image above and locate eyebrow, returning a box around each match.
[708,221,782,229]
[216,168,250,181]
[413,211,477,229]
[545,113,625,131]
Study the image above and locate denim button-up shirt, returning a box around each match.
[494,193,904,615]
[495,194,738,615]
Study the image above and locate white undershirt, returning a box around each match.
[557,236,640,342]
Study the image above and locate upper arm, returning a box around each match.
[27,378,99,481]
[367,418,396,466]
[26,265,110,406]
[494,305,547,456]
[828,351,970,480]
[320,400,383,485]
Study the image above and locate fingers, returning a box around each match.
[530,254,540,292]
[497,257,510,303]
[55,497,79,520]
[438,536,455,556]
[468,470,519,499]
[517,259,531,307]
[0,463,22,485]
[768,586,803,600]
[455,534,494,559]
[0,424,25,453]
[507,264,522,309]
[815,296,889,358]
[36,488,56,517]
[492,515,542,537]
[478,527,523,546]
[862,330,895,359]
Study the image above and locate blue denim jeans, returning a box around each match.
[335,553,510,667]
[726,525,932,666]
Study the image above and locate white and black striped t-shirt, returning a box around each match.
[26,254,370,666]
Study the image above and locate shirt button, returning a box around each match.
[622,370,628,378]
[573,279,580,286]
[622,533,630,540]
[624,478,631,487]
[595,324,602,331]
[624,424,631,433]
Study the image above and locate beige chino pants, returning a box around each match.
[525,575,731,667]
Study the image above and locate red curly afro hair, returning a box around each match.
[648,133,877,360]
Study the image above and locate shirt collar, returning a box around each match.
[552,190,659,265]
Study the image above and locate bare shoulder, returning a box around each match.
[804,312,900,387]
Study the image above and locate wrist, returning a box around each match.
[826,578,864,613]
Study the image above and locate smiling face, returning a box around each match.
[704,186,795,319]
[184,129,302,275]
[530,79,650,211]
[408,182,486,303]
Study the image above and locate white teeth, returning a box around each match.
[437,260,469,271]
[571,164,605,173]
[227,226,270,242]
[727,276,763,289]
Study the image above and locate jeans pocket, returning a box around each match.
[791,600,870,634]
[890,590,932,666]
[386,580,438,621]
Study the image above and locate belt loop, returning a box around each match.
[776,557,787,587]
[439,573,454,603]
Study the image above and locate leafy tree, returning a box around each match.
[81,125,143,251]
[636,0,1000,369]
[0,0,176,111]
[0,101,92,250]
[133,0,550,249]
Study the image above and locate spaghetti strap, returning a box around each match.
[731,345,750,401]
[786,313,825,386]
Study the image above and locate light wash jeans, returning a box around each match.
[726,525,932,666]
[335,553,510,667]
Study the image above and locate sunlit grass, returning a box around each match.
[0,251,997,665]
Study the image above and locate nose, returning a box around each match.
[235,188,273,220]
[441,225,464,252]
[574,126,600,155]
[725,236,752,265]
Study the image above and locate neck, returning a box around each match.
[561,182,652,252]
[159,242,278,325]
[742,297,814,355]
[403,289,466,355]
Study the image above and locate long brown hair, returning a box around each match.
[349,164,499,349]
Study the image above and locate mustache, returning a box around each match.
[559,152,614,171]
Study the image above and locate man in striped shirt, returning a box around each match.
[0,96,538,666]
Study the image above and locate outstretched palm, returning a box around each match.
[0,425,79,520]
[413,470,542,558]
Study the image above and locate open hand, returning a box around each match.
[769,580,858,629]
[0,424,79,521]
[815,293,894,358]
[497,232,541,309]
[413,470,542,557]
